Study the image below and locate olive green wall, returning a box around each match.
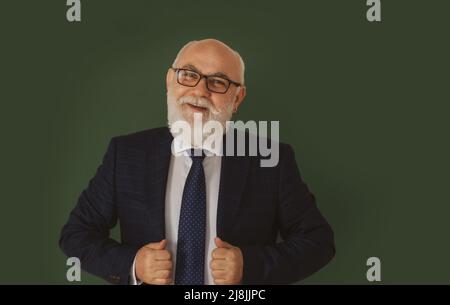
[1,0,449,284]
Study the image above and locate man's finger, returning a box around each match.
[210,259,227,270]
[146,239,167,250]
[211,270,227,279]
[214,278,227,285]
[153,278,172,285]
[153,269,172,279]
[154,259,172,270]
[153,249,171,260]
[212,248,228,259]
[215,237,233,249]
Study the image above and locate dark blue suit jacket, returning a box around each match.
[59,127,335,284]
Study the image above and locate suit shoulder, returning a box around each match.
[111,127,171,150]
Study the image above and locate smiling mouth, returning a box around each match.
[185,103,208,112]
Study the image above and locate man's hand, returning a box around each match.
[210,237,243,285]
[135,239,173,285]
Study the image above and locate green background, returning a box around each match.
[1,0,449,284]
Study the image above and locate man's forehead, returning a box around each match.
[175,43,241,81]
[179,63,231,79]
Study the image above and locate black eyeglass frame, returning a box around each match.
[170,67,242,94]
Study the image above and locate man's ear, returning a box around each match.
[166,68,173,92]
[233,86,246,113]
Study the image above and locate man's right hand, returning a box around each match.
[135,239,173,285]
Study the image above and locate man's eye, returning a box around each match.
[210,79,226,86]
[185,72,198,79]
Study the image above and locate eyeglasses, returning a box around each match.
[171,67,242,94]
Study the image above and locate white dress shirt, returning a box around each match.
[130,136,222,285]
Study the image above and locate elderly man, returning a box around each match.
[59,39,335,285]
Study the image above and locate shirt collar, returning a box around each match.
[172,134,223,157]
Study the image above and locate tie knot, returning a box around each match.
[189,149,206,162]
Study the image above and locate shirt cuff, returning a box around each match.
[129,254,143,285]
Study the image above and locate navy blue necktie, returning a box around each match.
[175,149,206,285]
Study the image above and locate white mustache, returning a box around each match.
[177,96,220,115]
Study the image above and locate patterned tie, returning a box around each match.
[175,149,206,285]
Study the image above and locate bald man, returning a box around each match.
[59,39,335,285]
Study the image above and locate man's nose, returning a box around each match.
[192,77,212,98]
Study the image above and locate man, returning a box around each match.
[59,39,335,285]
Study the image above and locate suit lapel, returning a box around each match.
[145,128,173,241]
[216,131,251,240]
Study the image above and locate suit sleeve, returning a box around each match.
[240,144,335,284]
[59,138,139,284]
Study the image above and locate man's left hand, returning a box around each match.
[210,237,243,285]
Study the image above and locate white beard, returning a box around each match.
[167,90,233,146]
